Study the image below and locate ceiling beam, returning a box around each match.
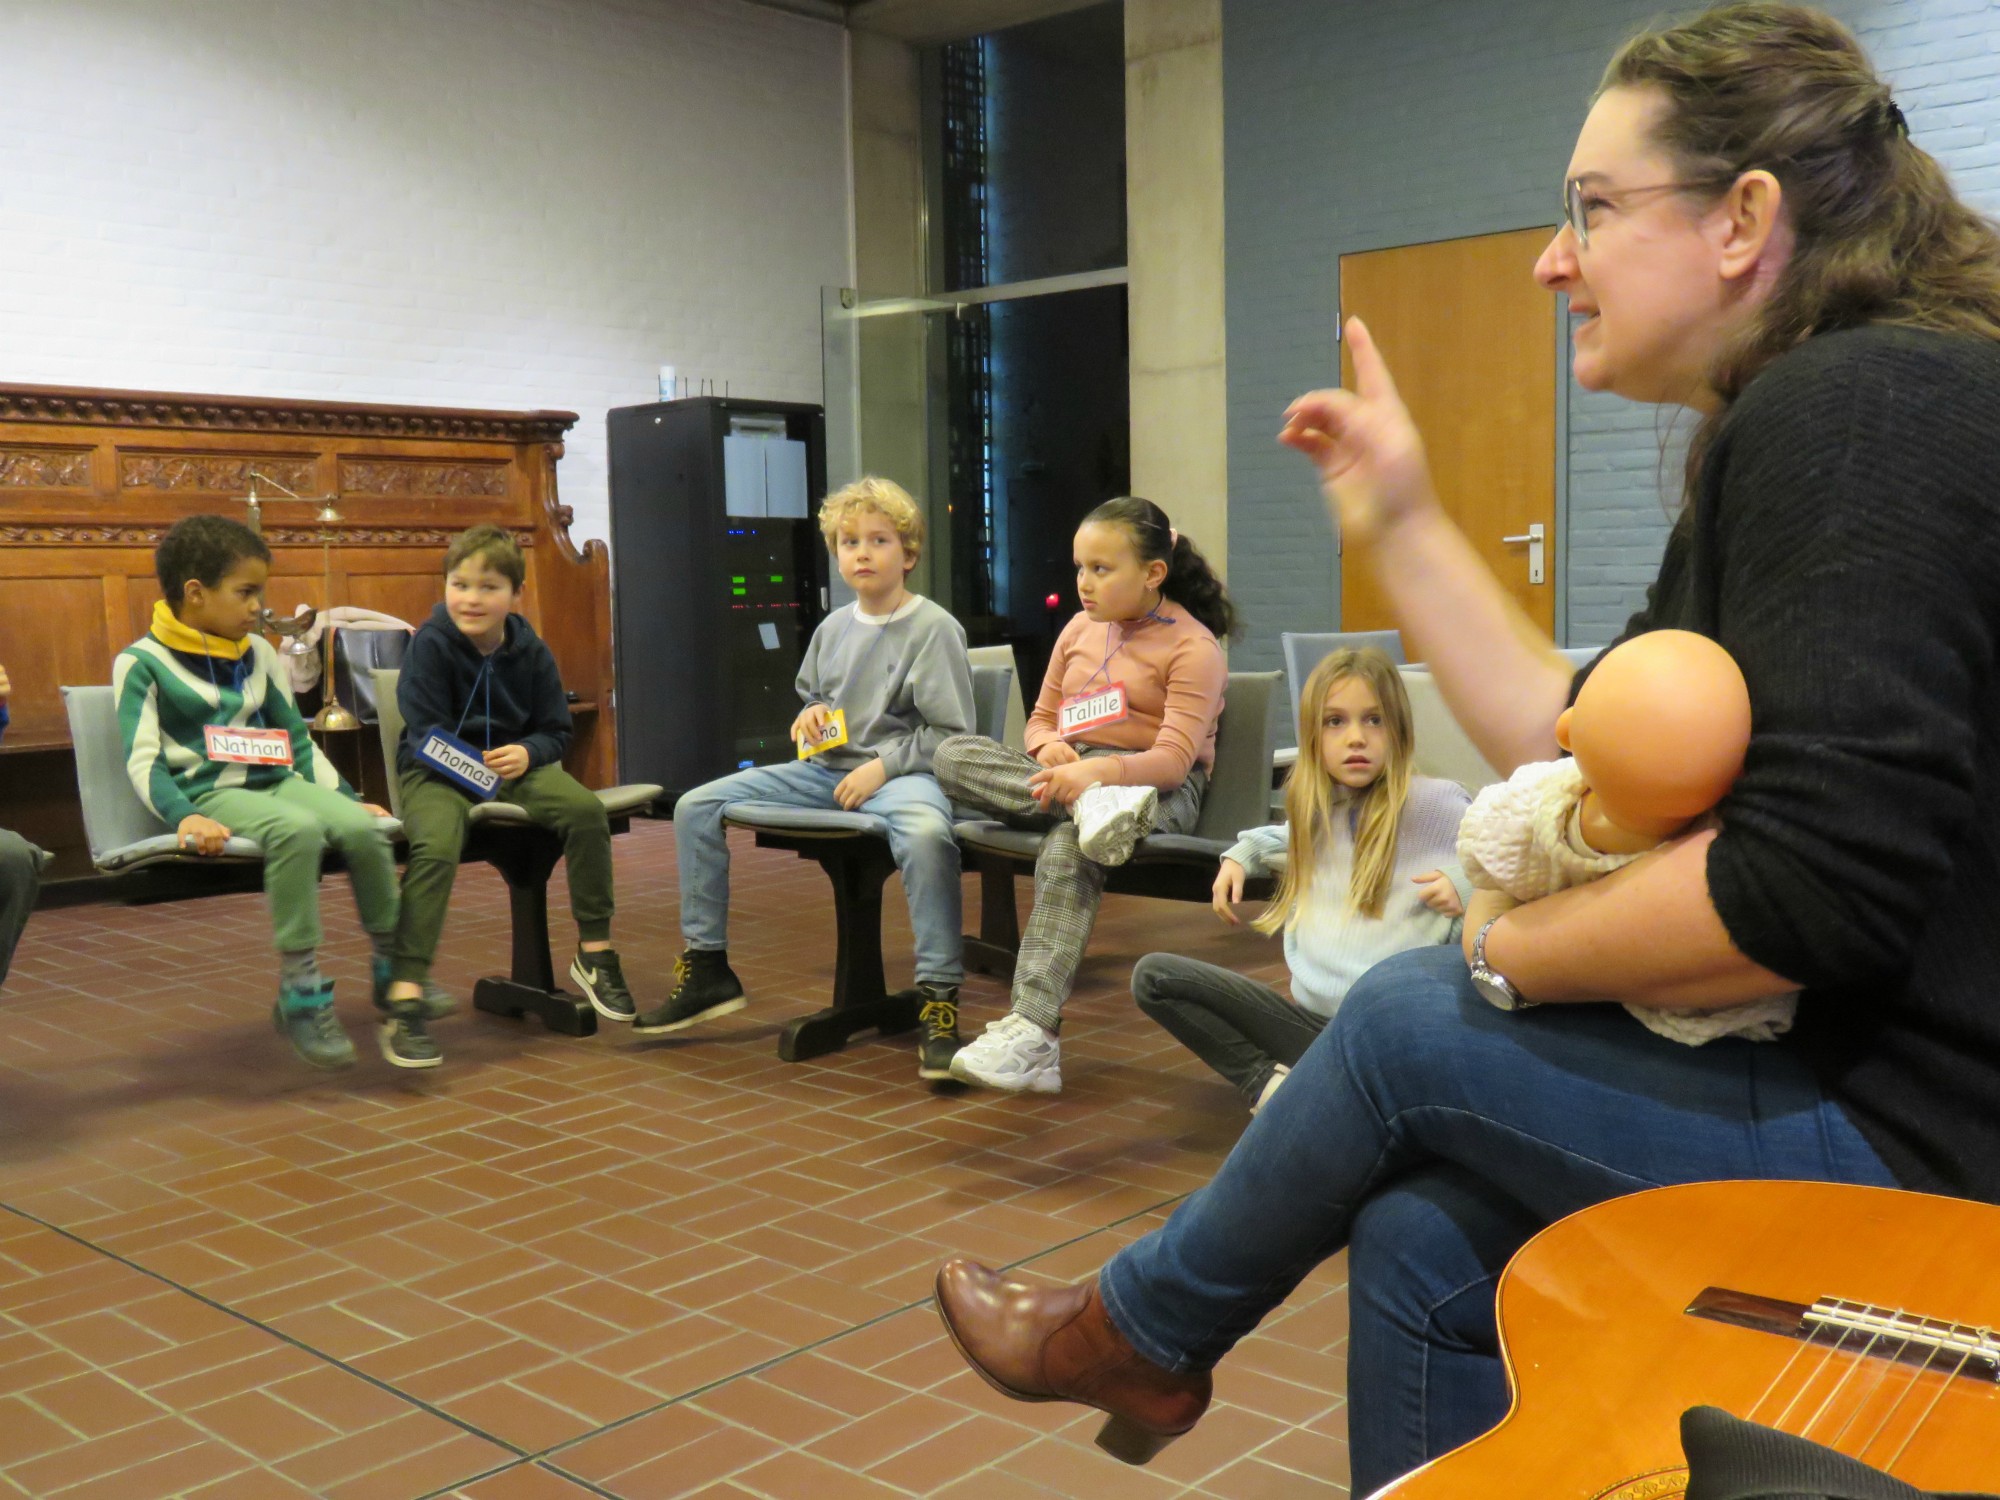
[734,0,851,23]
[844,0,1105,44]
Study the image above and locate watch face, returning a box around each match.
[1470,969,1522,1012]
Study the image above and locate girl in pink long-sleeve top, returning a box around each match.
[932,496,1234,1094]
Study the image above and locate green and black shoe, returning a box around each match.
[570,948,638,1023]
[273,981,357,1070]
[632,949,746,1034]
[916,983,963,1081]
[378,1001,443,1070]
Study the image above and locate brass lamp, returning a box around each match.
[308,499,358,732]
[242,468,354,731]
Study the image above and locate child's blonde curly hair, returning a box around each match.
[818,476,925,567]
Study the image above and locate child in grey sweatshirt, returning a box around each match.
[639,479,977,1080]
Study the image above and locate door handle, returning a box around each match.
[1501,523,1546,584]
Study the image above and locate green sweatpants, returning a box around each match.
[193,780,400,954]
[389,763,613,983]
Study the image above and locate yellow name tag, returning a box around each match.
[797,708,849,760]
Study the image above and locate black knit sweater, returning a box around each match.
[1603,324,2000,1203]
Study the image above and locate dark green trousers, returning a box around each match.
[389,763,613,983]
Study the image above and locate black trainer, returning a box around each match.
[916,983,963,1081]
[378,1001,443,1070]
[632,949,746,1034]
[570,948,637,1022]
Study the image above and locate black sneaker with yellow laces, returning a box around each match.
[916,982,963,1081]
[632,949,746,1034]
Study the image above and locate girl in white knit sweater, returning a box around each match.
[1134,647,1471,1112]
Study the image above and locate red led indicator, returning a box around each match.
[1044,593,1060,609]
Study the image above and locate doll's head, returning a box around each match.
[1554,629,1750,838]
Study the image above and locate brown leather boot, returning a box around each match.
[933,1258,1211,1463]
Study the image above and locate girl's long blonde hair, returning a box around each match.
[1256,648,1415,933]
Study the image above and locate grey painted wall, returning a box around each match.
[1221,0,1991,699]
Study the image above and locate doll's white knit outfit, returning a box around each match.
[1457,759,1796,1045]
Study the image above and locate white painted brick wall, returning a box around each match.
[0,0,851,547]
[1223,0,1995,665]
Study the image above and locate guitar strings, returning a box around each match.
[1769,1298,1869,1433]
[1824,1302,1923,1451]
[1798,1298,1890,1445]
[1851,1319,1947,1470]
[1745,1317,1828,1426]
[1879,1327,1975,1475]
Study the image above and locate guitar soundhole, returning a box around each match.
[1588,1467,1689,1500]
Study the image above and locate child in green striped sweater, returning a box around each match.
[115,515,404,1071]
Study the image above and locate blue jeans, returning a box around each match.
[1096,945,1896,1497]
[675,759,963,986]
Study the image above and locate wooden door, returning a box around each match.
[1338,227,1558,635]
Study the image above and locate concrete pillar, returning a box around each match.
[846,30,936,596]
[1125,0,1227,581]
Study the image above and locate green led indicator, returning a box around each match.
[731,588,747,596]
[769,574,784,583]
[730,575,746,584]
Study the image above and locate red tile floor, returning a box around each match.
[0,820,1352,1498]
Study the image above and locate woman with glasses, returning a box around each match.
[929,4,2000,1492]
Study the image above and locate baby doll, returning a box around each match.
[1456,629,1794,1045]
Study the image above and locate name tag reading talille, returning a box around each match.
[1058,683,1129,740]
[203,725,294,766]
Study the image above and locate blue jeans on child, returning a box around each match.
[674,759,963,986]
[1095,944,1897,1497]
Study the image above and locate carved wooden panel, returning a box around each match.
[125,579,162,646]
[0,386,573,444]
[347,573,448,629]
[0,578,117,747]
[0,446,92,488]
[339,459,510,500]
[119,452,317,496]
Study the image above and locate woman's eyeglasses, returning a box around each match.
[1562,175,1734,249]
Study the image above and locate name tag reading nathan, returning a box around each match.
[1058,683,1129,740]
[203,725,293,766]
[417,729,502,800]
[797,709,849,761]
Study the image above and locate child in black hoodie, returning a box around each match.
[382,525,636,1064]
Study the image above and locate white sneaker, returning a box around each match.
[1251,1063,1291,1116]
[1073,784,1158,866]
[948,1012,1063,1094]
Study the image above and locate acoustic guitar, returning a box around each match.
[1379,1180,2000,1497]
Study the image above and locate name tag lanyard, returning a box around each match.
[1061,605,1172,740]
[199,637,272,733]
[1077,603,1173,697]
[454,657,496,750]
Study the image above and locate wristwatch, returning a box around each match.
[1468,916,1537,1012]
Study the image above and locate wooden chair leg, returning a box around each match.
[779,839,921,1063]
[471,830,598,1037]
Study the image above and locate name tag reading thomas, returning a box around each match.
[203,725,293,766]
[417,729,502,800]
[797,709,849,761]
[1058,683,1129,740]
